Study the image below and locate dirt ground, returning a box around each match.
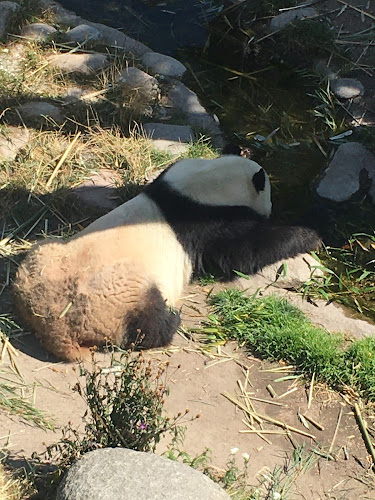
[0,281,374,499]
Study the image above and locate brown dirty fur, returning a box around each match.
[13,240,177,361]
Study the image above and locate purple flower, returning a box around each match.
[138,422,147,430]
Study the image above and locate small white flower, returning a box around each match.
[273,492,281,500]
[242,452,250,461]
[230,447,239,455]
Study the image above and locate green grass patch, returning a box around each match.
[200,289,375,400]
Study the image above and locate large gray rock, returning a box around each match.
[270,7,317,32]
[0,1,20,38]
[316,142,375,203]
[48,53,109,74]
[16,101,64,125]
[57,448,230,500]
[117,67,160,100]
[331,78,364,99]
[0,126,29,162]
[168,82,224,147]
[66,24,100,43]
[21,23,57,41]
[142,52,186,78]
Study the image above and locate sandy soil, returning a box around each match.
[0,282,374,499]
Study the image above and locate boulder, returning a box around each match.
[66,24,100,43]
[142,52,186,78]
[0,126,29,162]
[16,101,64,125]
[21,23,57,41]
[116,67,160,100]
[168,82,224,147]
[57,448,230,500]
[270,7,317,32]
[0,1,19,38]
[48,53,109,74]
[316,142,375,203]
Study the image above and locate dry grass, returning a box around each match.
[0,463,31,500]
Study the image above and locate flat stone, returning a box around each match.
[270,7,317,32]
[143,123,193,155]
[21,23,57,41]
[0,1,20,38]
[73,169,121,210]
[16,101,64,125]
[0,126,29,162]
[168,82,224,147]
[316,142,375,202]
[66,24,100,43]
[142,52,186,78]
[48,53,109,74]
[143,123,193,142]
[117,67,160,100]
[331,78,364,99]
[57,448,230,500]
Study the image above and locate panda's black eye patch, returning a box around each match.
[252,168,266,193]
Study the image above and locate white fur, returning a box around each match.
[75,194,192,305]
[163,155,272,217]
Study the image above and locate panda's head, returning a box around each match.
[161,155,272,217]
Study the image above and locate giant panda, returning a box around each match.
[13,155,320,361]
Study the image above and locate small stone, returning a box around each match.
[0,126,29,162]
[16,101,65,125]
[142,52,186,78]
[48,53,109,74]
[116,67,160,100]
[316,142,375,202]
[168,82,224,147]
[21,23,57,41]
[66,24,100,43]
[57,448,230,500]
[0,1,20,38]
[270,7,317,32]
[331,78,364,99]
[74,169,121,211]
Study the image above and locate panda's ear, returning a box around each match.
[252,168,266,193]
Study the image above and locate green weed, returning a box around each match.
[199,289,375,400]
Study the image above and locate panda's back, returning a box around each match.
[71,193,192,305]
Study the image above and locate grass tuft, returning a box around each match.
[200,289,375,400]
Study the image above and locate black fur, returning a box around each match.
[252,169,266,193]
[145,176,321,279]
[124,285,180,349]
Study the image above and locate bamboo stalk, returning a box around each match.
[222,392,316,440]
[354,403,375,466]
[46,132,81,189]
[337,0,375,21]
[307,372,315,409]
[303,414,325,431]
[329,409,342,454]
